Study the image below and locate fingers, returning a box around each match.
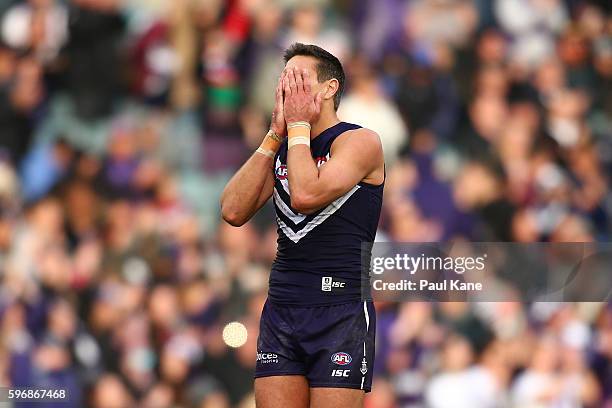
[302,69,311,94]
[276,71,283,93]
[294,67,304,94]
[275,72,283,106]
[283,69,291,96]
[286,67,297,95]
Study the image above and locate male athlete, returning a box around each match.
[220,43,384,408]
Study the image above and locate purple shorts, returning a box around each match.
[255,300,376,392]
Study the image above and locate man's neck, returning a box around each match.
[310,109,340,140]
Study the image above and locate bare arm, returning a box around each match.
[220,74,286,226]
[282,66,383,214]
[220,153,275,226]
[287,129,383,213]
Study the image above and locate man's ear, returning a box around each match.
[323,79,339,102]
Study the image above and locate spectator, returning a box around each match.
[0,0,608,406]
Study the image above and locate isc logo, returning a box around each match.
[321,277,345,292]
[331,352,352,366]
[331,369,350,377]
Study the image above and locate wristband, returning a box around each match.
[288,136,310,149]
[256,147,275,158]
[287,121,311,130]
[266,129,283,143]
[260,133,282,152]
[287,123,311,149]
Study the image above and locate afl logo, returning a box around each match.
[331,352,352,366]
[276,165,287,180]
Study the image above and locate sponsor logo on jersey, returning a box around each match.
[331,369,350,377]
[256,351,279,364]
[331,352,352,366]
[321,276,346,292]
[275,164,287,180]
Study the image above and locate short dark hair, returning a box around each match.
[283,43,345,110]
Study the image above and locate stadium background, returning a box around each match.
[0,0,610,406]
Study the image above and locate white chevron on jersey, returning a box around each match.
[276,184,361,243]
[273,187,306,224]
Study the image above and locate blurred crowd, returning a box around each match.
[0,0,610,407]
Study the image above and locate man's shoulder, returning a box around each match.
[333,126,382,155]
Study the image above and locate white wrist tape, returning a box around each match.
[287,121,311,130]
[288,136,310,149]
[256,147,275,158]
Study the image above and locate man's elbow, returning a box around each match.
[290,193,318,215]
[220,205,247,227]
